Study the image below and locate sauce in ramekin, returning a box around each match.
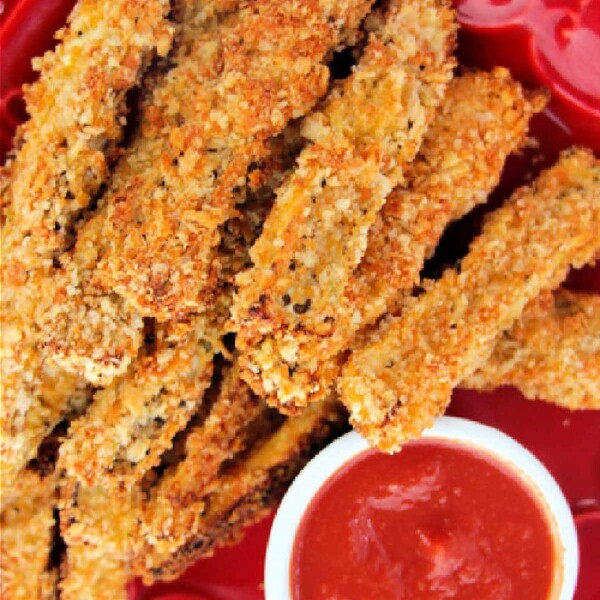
[291,439,555,600]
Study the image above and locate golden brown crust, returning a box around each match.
[58,480,138,600]
[1,0,173,266]
[59,319,216,489]
[135,396,346,582]
[341,147,600,451]
[352,68,546,324]
[0,470,57,600]
[234,0,457,411]
[40,0,374,390]
[0,0,173,490]
[464,289,600,409]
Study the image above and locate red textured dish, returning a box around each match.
[1,1,598,599]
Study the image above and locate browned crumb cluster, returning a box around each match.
[233,0,457,412]
[464,289,600,409]
[341,147,600,451]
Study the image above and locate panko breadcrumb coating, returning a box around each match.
[41,0,374,389]
[464,289,600,409]
[0,470,57,600]
[233,0,457,412]
[59,318,217,489]
[135,395,345,582]
[352,68,546,324]
[39,0,243,388]
[136,363,264,574]
[234,67,542,411]
[1,0,173,266]
[59,481,139,600]
[0,0,173,491]
[341,147,600,451]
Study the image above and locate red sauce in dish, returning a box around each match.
[291,439,555,600]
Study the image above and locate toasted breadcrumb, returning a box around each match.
[0,470,57,600]
[39,1,241,387]
[59,318,216,489]
[341,148,600,451]
[137,363,263,572]
[93,0,373,321]
[234,0,457,412]
[234,67,541,411]
[41,0,373,390]
[59,480,138,600]
[464,289,600,409]
[135,396,345,582]
[352,68,546,324]
[1,0,173,266]
[0,0,173,490]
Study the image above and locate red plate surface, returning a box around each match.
[1,1,599,598]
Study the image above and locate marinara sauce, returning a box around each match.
[291,439,556,600]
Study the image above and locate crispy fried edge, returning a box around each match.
[341,147,600,451]
[135,397,346,582]
[463,289,600,409]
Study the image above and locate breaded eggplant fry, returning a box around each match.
[341,148,600,451]
[0,470,57,600]
[233,0,457,412]
[137,363,263,566]
[59,480,139,600]
[135,397,345,582]
[59,318,216,489]
[352,68,545,324]
[234,67,541,411]
[39,0,243,388]
[464,289,600,409]
[41,0,373,388]
[1,0,173,265]
[1,0,173,489]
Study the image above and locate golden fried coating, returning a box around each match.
[59,480,138,600]
[136,363,263,572]
[352,68,546,324]
[39,1,241,388]
[234,67,541,412]
[1,0,173,266]
[0,470,57,600]
[41,0,373,390]
[135,396,345,582]
[93,0,372,321]
[234,0,457,412]
[0,0,173,490]
[341,148,600,451]
[216,126,304,308]
[59,318,216,489]
[464,289,600,409]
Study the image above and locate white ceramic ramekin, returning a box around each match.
[265,416,578,600]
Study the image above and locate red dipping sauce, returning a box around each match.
[291,439,556,600]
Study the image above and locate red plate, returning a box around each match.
[1,1,598,598]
